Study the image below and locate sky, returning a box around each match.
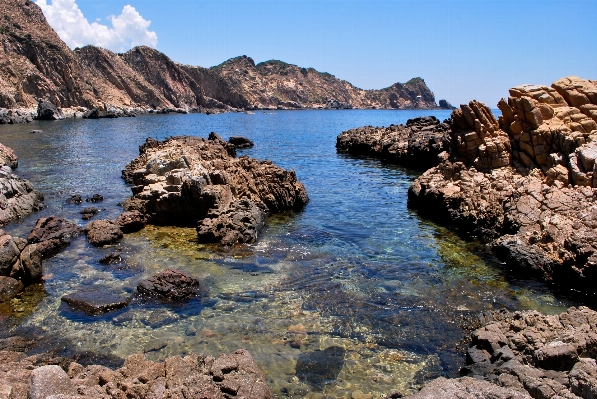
[34,0,597,107]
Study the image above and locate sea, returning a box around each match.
[0,110,576,398]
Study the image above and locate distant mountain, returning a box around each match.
[0,0,446,113]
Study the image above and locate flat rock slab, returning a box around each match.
[137,268,199,301]
[29,365,75,399]
[61,290,130,315]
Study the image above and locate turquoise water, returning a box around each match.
[0,110,574,398]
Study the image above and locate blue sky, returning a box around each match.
[37,0,597,107]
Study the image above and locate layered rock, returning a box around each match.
[457,306,597,399]
[408,76,597,291]
[336,116,450,170]
[0,348,272,399]
[122,135,308,246]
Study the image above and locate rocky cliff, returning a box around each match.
[0,0,444,118]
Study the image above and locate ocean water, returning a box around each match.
[0,110,574,398]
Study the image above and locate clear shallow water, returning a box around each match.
[0,110,574,398]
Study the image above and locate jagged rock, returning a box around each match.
[438,99,454,109]
[36,100,65,121]
[122,135,308,245]
[0,276,23,302]
[336,116,450,170]
[405,376,530,398]
[0,165,44,226]
[66,194,83,204]
[116,210,147,233]
[197,199,266,245]
[27,216,83,258]
[137,268,199,301]
[0,143,18,169]
[84,220,123,247]
[228,136,254,149]
[61,290,130,315]
[457,307,597,399]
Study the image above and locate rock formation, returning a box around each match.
[0,0,444,120]
[407,76,597,293]
[122,135,308,246]
[0,348,273,399]
[336,116,451,170]
[137,268,200,301]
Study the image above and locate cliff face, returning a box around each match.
[0,0,442,113]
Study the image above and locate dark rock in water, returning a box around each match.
[0,276,23,301]
[197,199,266,246]
[29,130,43,134]
[138,308,179,328]
[137,268,199,300]
[66,194,83,204]
[36,100,65,121]
[439,99,454,109]
[99,252,123,265]
[80,207,98,220]
[27,216,83,258]
[208,131,237,157]
[84,220,123,246]
[336,116,451,170]
[61,290,130,315]
[296,346,346,390]
[116,210,147,233]
[228,136,254,149]
[85,194,103,203]
[0,336,36,352]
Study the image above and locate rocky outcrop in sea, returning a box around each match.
[408,76,597,293]
[122,134,308,246]
[336,116,451,170]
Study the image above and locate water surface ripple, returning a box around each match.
[0,110,575,398]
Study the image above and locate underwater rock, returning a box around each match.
[137,268,200,301]
[66,194,83,204]
[99,252,123,265]
[336,116,450,170]
[80,207,98,220]
[116,210,147,233]
[84,220,123,247]
[0,276,23,302]
[61,290,130,315]
[85,194,104,203]
[28,216,83,257]
[122,135,308,246]
[296,346,346,390]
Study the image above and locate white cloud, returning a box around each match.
[35,0,157,52]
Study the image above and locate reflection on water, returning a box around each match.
[0,110,575,398]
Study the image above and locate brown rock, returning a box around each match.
[116,210,147,233]
[137,268,199,301]
[61,290,130,315]
[0,276,23,302]
[28,365,76,399]
[27,216,83,258]
[84,220,123,246]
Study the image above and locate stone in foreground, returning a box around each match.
[137,268,200,300]
[61,290,130,315]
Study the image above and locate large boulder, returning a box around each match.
[122,135,308,246]
[0,166,44,226]
[137,268,200,301]
[36,100,65,121]
[84,220,123,246]
[116,210,147,233]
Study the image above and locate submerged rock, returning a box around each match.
[0,276,23,302]
[137,268,200,301]
[80,207,98,220]
[336,116,450,170]
[61,290,130,315]
[122,135,308,246]
[84,220,123,246]
[296,346,346,390]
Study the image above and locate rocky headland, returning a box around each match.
[0,0,450,124]
[122,134,308,246]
